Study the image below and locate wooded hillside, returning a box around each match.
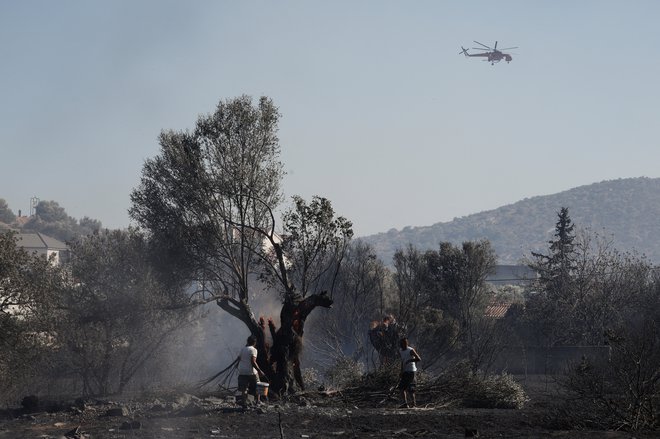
[360,177,660,265]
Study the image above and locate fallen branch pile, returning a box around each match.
[334,362,528,409]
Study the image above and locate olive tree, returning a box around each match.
[130,96,352,394]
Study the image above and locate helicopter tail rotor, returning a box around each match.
[459,46,470,56]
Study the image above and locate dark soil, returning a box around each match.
[0,376,655,439]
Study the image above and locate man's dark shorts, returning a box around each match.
[398,371,416,392]
[238,374,258,395]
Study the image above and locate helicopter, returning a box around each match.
[460,41,517,65]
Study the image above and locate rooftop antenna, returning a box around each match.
[30,196,39,216]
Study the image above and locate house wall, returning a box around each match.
[46,249,60,266]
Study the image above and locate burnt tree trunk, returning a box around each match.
[217,291,333,396]
[368,319,401,367]
[216,296,271,376]
[268,291,333,394]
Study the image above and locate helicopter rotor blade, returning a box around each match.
[473,40,491,49]
[471,48,490,51]
[494,41,498,50]
[499,47,518,51]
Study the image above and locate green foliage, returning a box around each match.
[0,199,16,224]
[130,96,353,394]
[47,229,190,395]
[491,284,525,304]
[22,200,102,241]
[523,210,654,346]
[524,207,580,345]
[35,200,70,223]
[130,95,284,303]
[412,307,459,369]
[389,240,498,372]
[1,226,192,400]
[0,231,61,323]
[392,245,431,325]
[24,200,79,241]
[529,207,577,294]
[0,231,63,401]
[427,240,496,325]
[78,216,102,236]
[130,95,353,307]
[280,196,353,297]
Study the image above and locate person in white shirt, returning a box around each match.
[236,335,265,406]
[398,337,421,408]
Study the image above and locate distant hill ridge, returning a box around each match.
[360,177,660,265]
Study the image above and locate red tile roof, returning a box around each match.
[484,302,512,319]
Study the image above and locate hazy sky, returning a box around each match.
[2,1,659,236]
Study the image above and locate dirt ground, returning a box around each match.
[0,376,656,439]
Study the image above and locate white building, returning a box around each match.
[15,232,69,265]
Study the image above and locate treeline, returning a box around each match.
[0,228,194,401]
[0,198,102,242]
[313,207,660,431]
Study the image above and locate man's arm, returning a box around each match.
[251,355,265,377]
[409,349,421,363]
